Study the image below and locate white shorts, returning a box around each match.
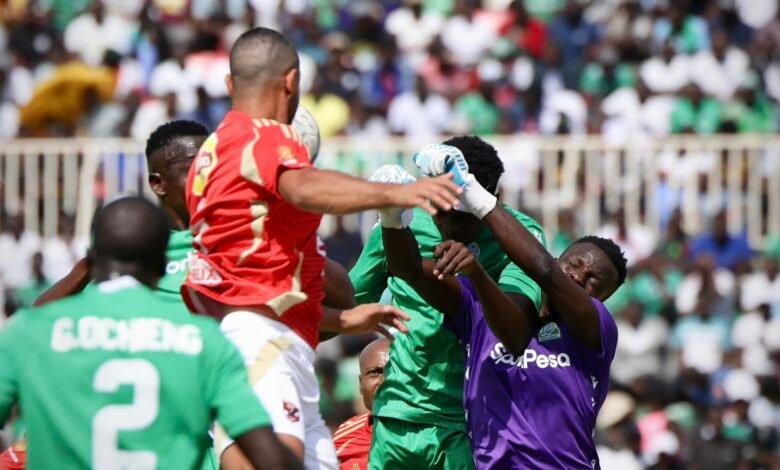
[216,311,338,470]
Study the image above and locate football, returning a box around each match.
[292,105,321,163]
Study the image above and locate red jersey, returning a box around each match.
[183,110,325,348]
[0,440,26,470]
[333,413,372,470]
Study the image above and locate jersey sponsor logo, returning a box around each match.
[283,401,300,422]
[187,257,222,285]
[51,317,203,355]
[538,322,561,342]
[489,343,571,369]
[165,253,193,275]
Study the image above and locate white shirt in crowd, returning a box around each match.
[41,236,88,283]
[64,12,134,66]
[731,311,776,377]
[689,46,749,100]
[441,14,496,66]
[596,223,657,267]
[612,316,669,385]
[639,55,690,94]
[0,231,41,289]
[740,271,780,311]
[385,7,444,65]
[674,269,736,315]
[601,88,675,141]
[387,91,451,136]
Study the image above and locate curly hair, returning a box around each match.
[442,135,504,195]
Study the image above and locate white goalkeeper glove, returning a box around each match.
[412,144,497,219]
[368,165,416,229]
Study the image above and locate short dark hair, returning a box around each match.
[573,235,628,286]
[145,120,209,159]
[230,27,299,91]
[442,136,504,194]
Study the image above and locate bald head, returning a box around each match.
[359,338,390,411]
[91,197,170,285]
[229,27,299,95]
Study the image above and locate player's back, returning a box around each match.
[184,110,326,348]
[0,277,231,470]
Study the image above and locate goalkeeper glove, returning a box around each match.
[368,165,416,229]
[412,144,497,219]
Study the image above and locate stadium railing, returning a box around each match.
[0,135,778,246]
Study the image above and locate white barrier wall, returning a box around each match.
[0,136,778,247]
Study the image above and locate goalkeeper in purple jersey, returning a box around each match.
[372,152,627,469]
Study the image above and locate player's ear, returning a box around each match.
[284,68,299,97]
[148,173,166,198]
[225,74,234,97]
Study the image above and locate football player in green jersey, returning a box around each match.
[0,197,301,470]
[350,136,547,470]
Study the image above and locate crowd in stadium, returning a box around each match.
[0,1,779,470]
[0,0,779,139]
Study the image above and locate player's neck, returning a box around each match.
[231,93,291,124]
[92,261,160,289]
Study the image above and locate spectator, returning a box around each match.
[675,255,736,317]
[40,215,87,282]
[63,1,134,66]
[670,289,732,375]
[0,214,41,290]
[453,82,500,135]
[503,1,547,59]
[385,0,444,66]
[9,252,51,309]
[689,210,752,273]
[739,256,780,312]
[639,40,690,95]
[441,0,496,66]
[613,301,669,386]
[547,0,599,86]
[652,5,710,54]
[302,76,351,138]
[670,84,722,135]
[689,29,749,101]
[387,75,451,136]
[597,209,657,267]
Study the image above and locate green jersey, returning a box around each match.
[349,206,546,430]
[159,230,194,302]
[0,278,270,470]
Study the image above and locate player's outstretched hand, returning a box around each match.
[432,240,479,279]
[413,144,471,188]
[338,304,411,339]
[388,174,462,215]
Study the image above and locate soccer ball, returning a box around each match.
[292,105,321,163]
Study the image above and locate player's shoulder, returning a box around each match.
[500,204,546,241]
[333,412,371,441]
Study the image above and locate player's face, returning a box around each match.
[358,344,389,411]
[433,210,483,244]
[150,135,206,227]
[558,243,619,301]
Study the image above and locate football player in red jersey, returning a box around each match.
[182,28,461,469]
[0,437,25,470]
[333,338,389,470]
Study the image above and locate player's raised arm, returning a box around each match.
[422,144,608,351]
[278,168,461,216]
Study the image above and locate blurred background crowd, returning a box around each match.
[0,0,779,139]
[1,0,779,468]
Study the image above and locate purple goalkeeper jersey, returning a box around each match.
[444,278,618,469]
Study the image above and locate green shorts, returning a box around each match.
[369,416,474,470]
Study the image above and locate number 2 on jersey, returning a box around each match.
[92,359,160,469]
